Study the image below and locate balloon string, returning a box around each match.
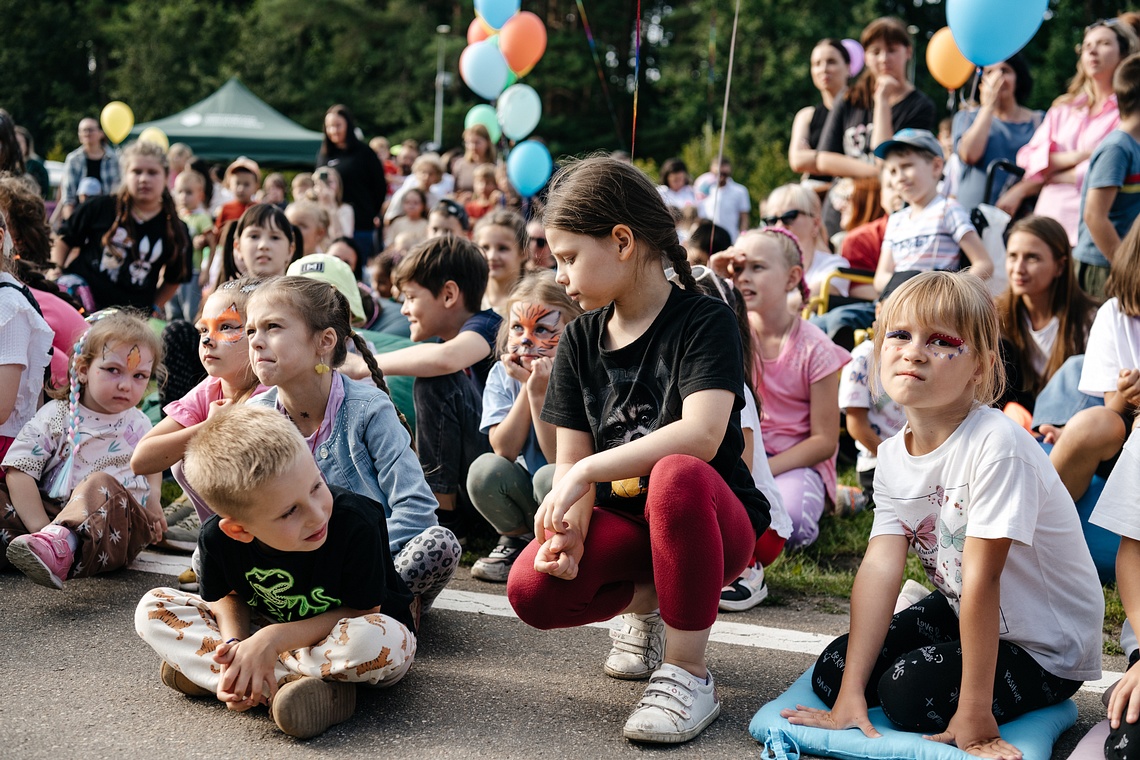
[631,0,642,159]
[712,0,742,233]
[575,0,625,148]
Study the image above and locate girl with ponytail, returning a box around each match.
[2,310,165,589]
[506,156,770,744]
[52,140,190,314]
[244,276,460,612]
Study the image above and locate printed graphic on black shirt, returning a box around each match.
[245,566,342,622]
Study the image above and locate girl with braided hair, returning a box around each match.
[2,310,165,588]
[52,140,190,314]
[506,156,770,744]
[245,276,459,612]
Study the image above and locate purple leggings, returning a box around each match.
[507,455,756,632]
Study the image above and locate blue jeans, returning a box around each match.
[807,302,876,344]
[1030,354,1102,429]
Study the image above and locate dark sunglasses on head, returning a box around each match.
[761,209,810,227]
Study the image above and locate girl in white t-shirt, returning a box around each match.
[782,271,1102,757]
[1044,219,1140,501]
[995,216,1095,415]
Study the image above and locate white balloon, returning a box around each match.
[496,84,542,141]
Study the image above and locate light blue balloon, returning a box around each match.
[496,84,542,141]
[465,104,502,143]
[947,0,1048,67]
[459,40,510,101]
[474,0,520,31]
[507,140,553,198]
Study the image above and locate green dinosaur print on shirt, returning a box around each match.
[245,567,341,621]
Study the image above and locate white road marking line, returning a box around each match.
[130,551,1121,693]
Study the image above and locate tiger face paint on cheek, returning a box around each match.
[200,304,245,347]
[507,302,563,359]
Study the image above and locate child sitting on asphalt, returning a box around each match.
[135,405,417,739]
[376,235,502,543]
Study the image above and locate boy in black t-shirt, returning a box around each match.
[135,406,416,739]
[375,235,501,542]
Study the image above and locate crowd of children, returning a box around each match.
[5,19,1140,755]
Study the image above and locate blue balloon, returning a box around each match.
[507,140,553,198]
[947,0,1048,67]
[474,0,520,31]
[459,41,510,101]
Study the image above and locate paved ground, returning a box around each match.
[0,559,1121,759]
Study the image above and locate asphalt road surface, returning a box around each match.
[0,554,1122,758]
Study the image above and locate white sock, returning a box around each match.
[41,524,78,552]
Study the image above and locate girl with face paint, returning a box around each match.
[466,271,583,582]
[132,277,269,561]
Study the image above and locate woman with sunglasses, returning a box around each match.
[764,184,874,310]
[525,219,553,270]
[1012,18,1139,246]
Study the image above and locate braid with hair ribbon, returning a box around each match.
[350,331,415,446]
[47,309,117,499]
[759,226,810,304]
[665,243,698,291]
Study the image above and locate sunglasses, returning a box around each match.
[760,209,810,227]
[530,237,547,249]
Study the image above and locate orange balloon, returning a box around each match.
[926,27,975,90]
[467,16,494,45]
[499,11,547,76]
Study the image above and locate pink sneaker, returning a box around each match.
[6,528,74,589]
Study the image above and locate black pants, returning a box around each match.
[413,371,490,515]
[811,591,1081,732]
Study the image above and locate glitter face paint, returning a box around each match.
[884,329,969,360]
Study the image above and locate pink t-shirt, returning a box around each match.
[754,318,851,504]
[31,289,87,389]
[164,375,269,520]
[1016,94,1120,245]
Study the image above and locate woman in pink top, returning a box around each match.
[1009,20,1139,244]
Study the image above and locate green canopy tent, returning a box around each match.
[129,78,323,166]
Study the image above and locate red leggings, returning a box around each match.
[507,454,756,632]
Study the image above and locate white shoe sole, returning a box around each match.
[6,541,65,590]
[603,661,655,681]
[623,700,721,743]
[717,583,768,612]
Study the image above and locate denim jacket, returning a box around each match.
[254,376,438,552]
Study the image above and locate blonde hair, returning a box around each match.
[872,271,1004,406]
[737,227,810,303]
[765,183,828,252]
[496,270,584,354]
[1057,20,1140,107]
[184,404,310,518]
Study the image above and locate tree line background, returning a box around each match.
[2,0,1128,200]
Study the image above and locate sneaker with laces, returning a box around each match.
[160,662,212,697]
[161,511,201,554]
[604,612,665,680]
[162,496,193,528]
[622,663,720,743]
[718,562,768,612]
[270,677,357,738]
[6,528,74,590]
[470,534,531,582]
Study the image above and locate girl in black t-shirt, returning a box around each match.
[52,141,190,314]
[505,157,770,745]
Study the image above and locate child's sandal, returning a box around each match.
[833,485,867,517]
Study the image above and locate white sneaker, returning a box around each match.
[718,562,768,612]
[893,578,931,613]
[623,663,720,743]
[604,612,664,680]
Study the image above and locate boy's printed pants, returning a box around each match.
[135,588,416,696]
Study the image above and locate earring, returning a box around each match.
[315,361,331,375]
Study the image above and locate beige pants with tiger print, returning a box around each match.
[135,588,416,695]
